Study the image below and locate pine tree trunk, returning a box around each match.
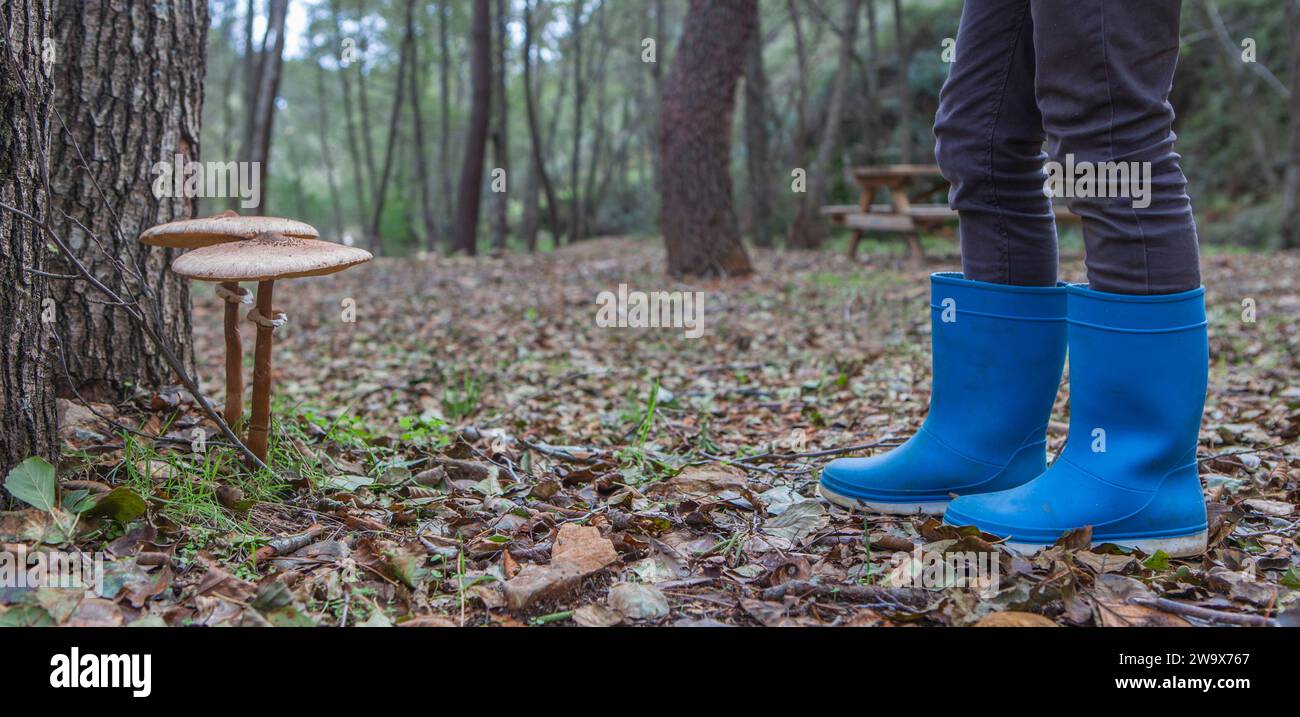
[47,0,206,402]
[454,0,493,255]
[660,0,756,278]
[0,0,59,480]
[787,0,862,250]
[892,0,913,164]
[744,16,774,248]
[568,0,586,244]
[1280,0,1300,249]
[407,3,438,252]
[248,0,287,216]
[490,0,510,251]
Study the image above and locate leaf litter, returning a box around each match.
[4,239,1298,627]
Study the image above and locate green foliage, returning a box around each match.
[441,374,482,422]
[4,457,57,512]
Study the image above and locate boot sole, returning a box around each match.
[818,484,949,516]
[1002,530,1209,559]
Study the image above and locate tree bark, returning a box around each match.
[659,0,756,278]
[454,0,493,255]
[581,3,610,237]
[892,0,913,164]
[744,14,774,248]
[438,0,455,249]
[246,0,288,216]
[568,0,586,244]
[407,3,438,252]
[521,0,551,251]
[1279,0,1300,249]
[787,0,862,250]
[367,0,415,256]
[0,0,59,479]
[47,0,205,402]
[314,62,347,240]
[490,0,511,251]
[332,0,371,239]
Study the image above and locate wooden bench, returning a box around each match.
[830,165,1081,261]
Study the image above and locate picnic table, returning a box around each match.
[822,164,1080,260]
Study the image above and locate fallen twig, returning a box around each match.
[254,524,327,561]
[1129,597,1278,627]
[761,579,932,610]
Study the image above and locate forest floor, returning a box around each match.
[8,238,1300,627]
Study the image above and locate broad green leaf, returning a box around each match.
[4,457,56,512]
[79,487,147,523]
[1142,550,1171,571]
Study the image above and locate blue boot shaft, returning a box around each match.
[945,285,1210,555]
[819,273,1067,513]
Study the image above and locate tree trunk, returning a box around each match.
[407,3,438,252]
[246,0,288,216]
[521,0,547,251]
[454,0,493,255]
[332,0,370,239]
[490,0,511,251]
[659,0,756,278]
[1279,0,1300,249]
[787,0,862,250]
[581,3,611,237]
[367,0,415,256]
[892,0,913,164]
[314,62,347,240]
[439,0,455,249]
[648,0,666,195]
[744,15,774,248]
[47,0,205,402]
[862,0,882,161]
[0,0,59,479]
[568,0,586,244]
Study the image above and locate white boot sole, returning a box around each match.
[1002,530,1209,559]
[818,484,949,516]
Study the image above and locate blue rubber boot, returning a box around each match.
[944,285,1210,557]
[819,273,1067,514]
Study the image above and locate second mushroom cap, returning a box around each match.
[170,233,373,282]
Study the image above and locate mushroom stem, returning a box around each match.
[220,281,244,434]
[246,279,276,463]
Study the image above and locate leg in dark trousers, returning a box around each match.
[1031,0,1201,295]
[934,0,1058,287]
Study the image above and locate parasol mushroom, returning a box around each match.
[140,211,319,432]
[170,232,372,462]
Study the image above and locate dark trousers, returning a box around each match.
[934,0,1201,295]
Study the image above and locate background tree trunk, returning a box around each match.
[568,0,586,244]
[490,0,511,251]
[744,15,774,248]
[366,0,415,256]
[786,0,862,250]
[47,0,206,402]
[892,0,913,164]
[454,0,493,255]
[0,0,59,480]
[439,0,456,249]
[246,0,288,216]
[1280,0,1300,249]
[406,3,437,251]
[659,0,756,278]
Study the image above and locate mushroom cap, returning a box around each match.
[170,233,372,282]
[140,212,319,249]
